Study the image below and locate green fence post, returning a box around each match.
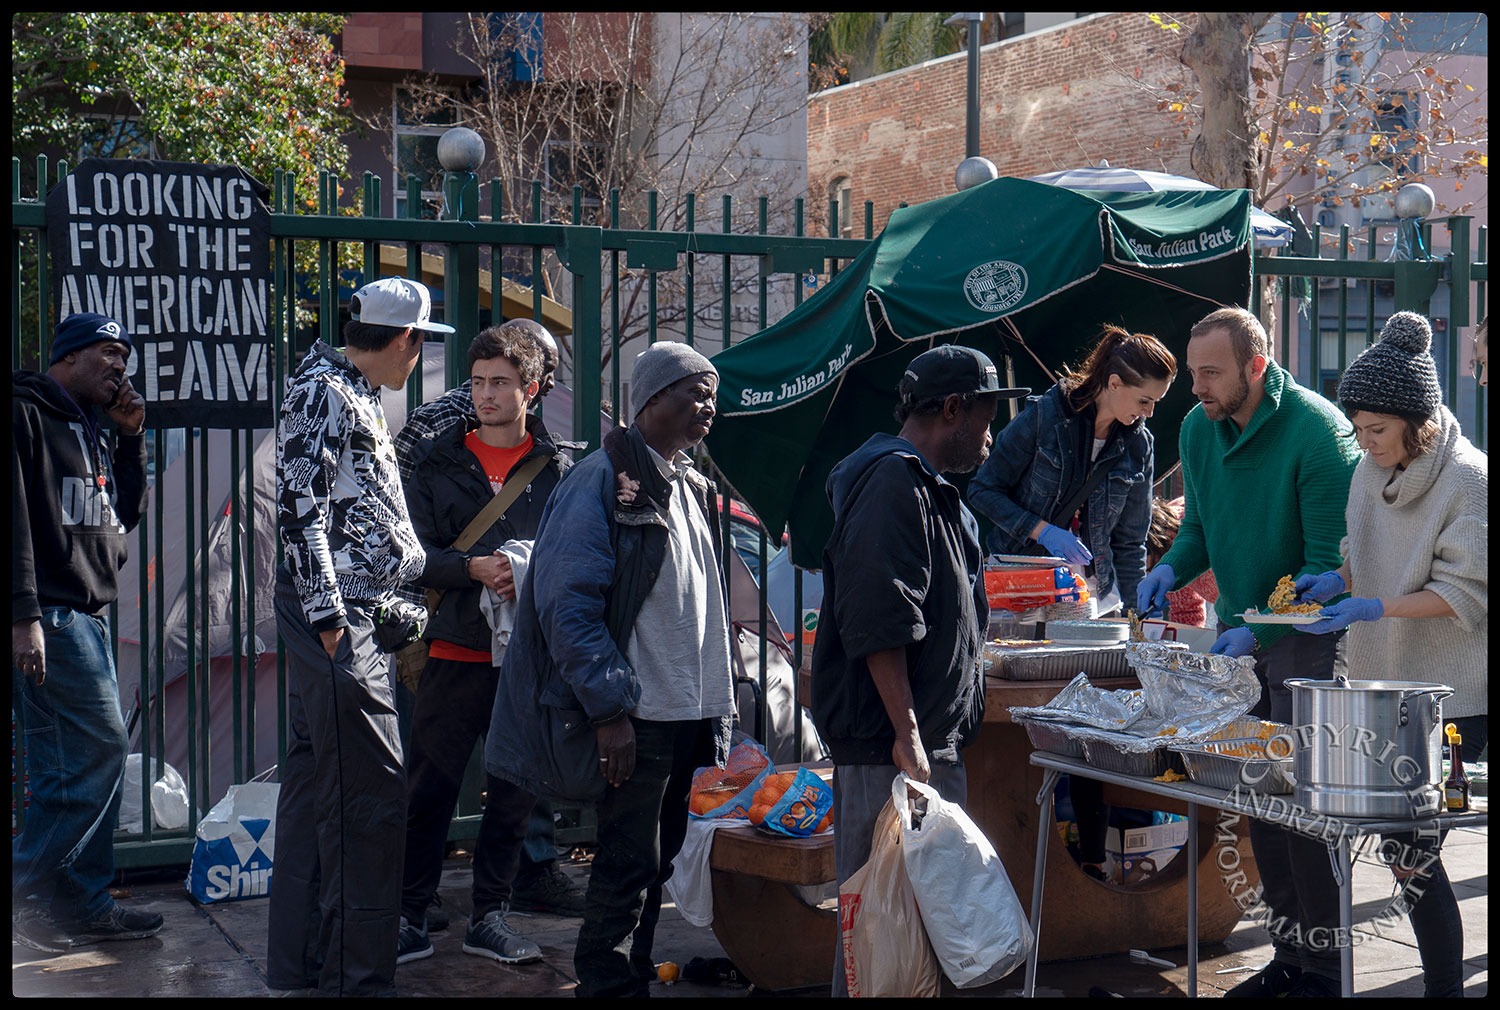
[556,225,604,457]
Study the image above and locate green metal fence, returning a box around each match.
[11,154,1488,871]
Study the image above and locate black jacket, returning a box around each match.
[12,370,148,622]
[403,413,568,654]
[810,433,989,766]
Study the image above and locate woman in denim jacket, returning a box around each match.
[969,325,1176,615]
[969,326,1176,885]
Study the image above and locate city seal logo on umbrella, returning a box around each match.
[963,259,1028,313]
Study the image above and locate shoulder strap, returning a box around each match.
[452,452,552,552]
[1051,459,1111,528]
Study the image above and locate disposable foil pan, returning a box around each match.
[1081,737,1185,778]
[1172,738,1295,794]
[1016,716,1086,758]
[987,642,1130,681]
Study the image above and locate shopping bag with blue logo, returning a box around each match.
[186,781,278,903]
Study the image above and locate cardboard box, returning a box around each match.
[1105,818,1190,884]
[1141,619,1217,653]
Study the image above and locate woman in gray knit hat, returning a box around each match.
[1294,309,1488,998]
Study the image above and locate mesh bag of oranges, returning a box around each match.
[748,767,834,836]
[687,740,773,820]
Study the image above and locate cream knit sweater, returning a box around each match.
[1341,406,1489,717]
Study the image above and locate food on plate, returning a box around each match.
[1153,768,1188,783]
[1267,574,1324,615]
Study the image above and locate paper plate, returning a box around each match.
[1239,611,1323,626]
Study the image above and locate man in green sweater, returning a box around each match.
[1137,307,1361,999]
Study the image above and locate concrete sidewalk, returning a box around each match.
[13,826,1488,997]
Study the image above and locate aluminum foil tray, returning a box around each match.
[1172,738,1295,794]
[987,642,1130,681]
[1081,737,1185,778]
[1017,716,1086,758]
[1207,719,1294,744]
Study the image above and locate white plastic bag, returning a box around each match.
[119,753,189,832]
[186,782,279,903]
[838,797,941,997]
[893,773,1033,988]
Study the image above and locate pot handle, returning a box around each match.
[1399,685,1453,702]
[1334,674,1351,688]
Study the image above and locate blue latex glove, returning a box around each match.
[1302,597,1383,635]
[1210,626,1257,657]
[1294,570,1347,605]
[1037,524,1092,566]
[1136,563,1174,617]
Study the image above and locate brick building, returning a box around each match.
[809,12,1197,236]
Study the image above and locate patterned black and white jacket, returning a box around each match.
[276,340,426,630]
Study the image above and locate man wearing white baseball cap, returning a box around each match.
[266,276,447,996]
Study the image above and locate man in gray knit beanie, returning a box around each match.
[631,341,717,418]
[1337,311,1443,421]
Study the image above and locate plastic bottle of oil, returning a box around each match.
[1442,723,1471,813]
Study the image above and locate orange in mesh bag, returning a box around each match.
[688,740,774,820]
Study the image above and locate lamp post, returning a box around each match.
[944,12,986,159]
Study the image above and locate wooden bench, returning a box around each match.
[705,765,837,992]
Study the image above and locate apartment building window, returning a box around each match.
[829,176,853,238]
[544,139,603,214]
[393,86,459,219]
[999,13,1027,40]
[1374,90,1421,178]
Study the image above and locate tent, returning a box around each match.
[115,345,613,800]
[705,177,1254,569]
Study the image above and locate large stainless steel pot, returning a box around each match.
[1285,675,1452,819]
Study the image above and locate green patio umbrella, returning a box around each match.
[706,177,1253,569]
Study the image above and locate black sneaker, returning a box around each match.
[462,905,542,964]
[1285,971,1340,998]
[64,903,164,944]
[509,863,587,917]
[13,906,73,954]
[1224,960,1302,998]
[396,916,434,964]
[426,893,450,932]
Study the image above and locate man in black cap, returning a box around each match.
[810,344,1027,997]
[13,312,156,952]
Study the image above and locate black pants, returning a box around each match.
[400,656,536,923]
[1377,714,1485,998]
[574,717,716,998]
[267,571,406,997]
[1239,626,1348,982]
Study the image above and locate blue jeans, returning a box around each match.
[12,607,129,924]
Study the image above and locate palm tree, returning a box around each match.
[809,12,965,89]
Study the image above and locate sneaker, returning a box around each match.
[1285,971,1341,998]
[397,916,434,964]
[461,905,542,965]
[427,893,450,932]
[13,906,72,954]
[64,902,164,944]
[1224,960,1302,998]
[509,863,587,917]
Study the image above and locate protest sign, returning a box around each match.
[47,158,274,428]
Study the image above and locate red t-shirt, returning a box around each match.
[429,432,534,664]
